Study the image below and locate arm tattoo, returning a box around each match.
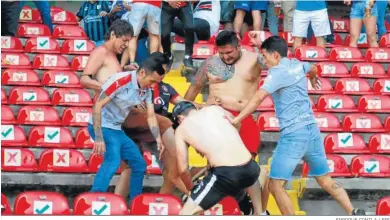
[191,59,209,86]
[151,126,160,141]
[257,54,266,69]
[92,93,107,142]
[208,56,235,81]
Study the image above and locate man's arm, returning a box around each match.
[175,128,193,193]
[80,47,105,90]
[306,63,322,90]
[231,89,269,124]
[92,93,112,154]
[184,59,209,101]
[146,101,165,159]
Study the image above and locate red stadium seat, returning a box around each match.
[279,32,295,46]
[350,62,387,78]
[25,37,60,54]
[73,193,129,215]
[53,25,88,39]
[373,78,390,94]
[41,70,81,88]
[14,191,70,215]
[51,11,78,25]
[241,44,256,52]
[329,47,364,62]
[17,106,61,126]
[200,197,241,215]
[376,197,390,215]
[344,33,370,48]
[294,45,328,61]
[330,17,350,33]
[365,48,390,63]
[2,194,12,215]
[192,43,216,59]
[310,33,343,47]
[369,133,390,154]
[144,151,162,175]
[358,95,390,113]
[1,36,24,52]
[379,33,390,47]
[71,55,89,71]
[256,112,280,131]
[2,105,16,124]
[385,116,390,131]
[334,78,372,95]
[309,96,317,111]
[88,154,121,173]
[19,7,42,23]
[314,112,342,132]
[75,127,94,148]
[2,88,8,104]
[1,148,37,172]
[316,62,350,78]
[242,31,272,46]
[32,54,70,70]
[1,125,27,147]
[17,24,51,37]
[8,86,50,105]
[316,94,357,113]
[130,193,182,215]
[324,133,369,154]
[342,113,385,132]
[1,69,40,86]
[174,35,185,43]
[257,95,274,111]
[61,39,96,55]
[51,88,93,107]
[1,53,32,69]
[50,6,65,14]
[350,155,390,177]
[62,107,91,126]
[302,154,352,178]
[307,77,334,94]
[28,126,74,148]
[39,149,88,173]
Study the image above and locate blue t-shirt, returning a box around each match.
[261,58,317,135]
[77,1,110,42]
[296,0,327,11]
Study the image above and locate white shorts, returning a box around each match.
[123,3,161,36]
[292,9,331,38]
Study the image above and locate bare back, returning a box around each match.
[179,106,252,167]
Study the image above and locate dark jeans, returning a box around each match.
[1,1,22,36]
[161,2,194,56]
[174,17,211,41]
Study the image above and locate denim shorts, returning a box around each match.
[234,0,268,12]
[220,0,234,23]
[124,3,161,35]
[350,1,378,19]
[270,123,329,180]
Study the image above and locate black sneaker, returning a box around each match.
[165,53,174,72]
[265,210,270,215]
[351,208,366,215]
[183,56,194,69]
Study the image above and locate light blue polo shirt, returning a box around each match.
[261,58,317,135]
[89,71,152,130]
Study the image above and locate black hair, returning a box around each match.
[260,36,288,57]
[139,55,165,76]
[215,30,239,47]
[104,19,134,41]
[148,52,169,65]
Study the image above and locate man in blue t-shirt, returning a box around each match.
[229,33,366,216]
[292,0,331,50]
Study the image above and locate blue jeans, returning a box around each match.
[270,124,329,180]
[261,2,279,36]
[88,124,146,202]
[361,0,388,39]
[21,1,53,33]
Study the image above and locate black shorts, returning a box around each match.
[190,160,260,210]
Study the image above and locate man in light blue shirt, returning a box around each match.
[229,34,365,216]
[88,55,165,203]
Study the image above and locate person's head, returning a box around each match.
[136,55,165,89]
[104,20,134,54]
[260,36,288,68]
[172,101,197,124]
[215,30,241,65]
[148,52,170,75]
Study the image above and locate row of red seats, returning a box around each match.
[258,112,390,133]
[2,53,88,71]
[2,37,95,55]
[258,94,390,113]
[19,6,78,25]
[1,148,160,174]
[2,192,241,215]
[2,69,81,88]
[324,133,390,154]
[302,154,390,178]
[315,62,389,78]
[17,23,87,39]
[2,105,91,126]
[1,87,93,106]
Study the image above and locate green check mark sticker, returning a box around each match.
[309,53,317,58]
[24,95,36,101]
[39,40,48,48]
[76,42,85,50]
[56,78,67,84]
[365,164,377,173]
[47,131,59,140]
[35,204,50,215]
[93,204,108,215]
[1,128,13,138]
[331,102,341,109]
[385,86,390,92]
[340,134,351,145]
[358,35,366,43]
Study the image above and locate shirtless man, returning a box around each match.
[80,20,187,197]
[172,101,264,215]
[184,30,269,212]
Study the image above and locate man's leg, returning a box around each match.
[1,1,22,36]
[234,2,250,35]
[265,2,279,36]
[246,180,263,215]
[376,1,388,39]
[292,10,310,51]
[33,0,53,34]
[179,3,194,68]
[114,164,131,198]
[124,3,146,65]
[146,5,162,53]
[363,4,379,47]
[220,0,235,30]
[281,0,296,32]
[349,3,364,47]
[311,9,331,48]
[160,2,177,57]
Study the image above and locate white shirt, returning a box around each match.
[194,0,221,36]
